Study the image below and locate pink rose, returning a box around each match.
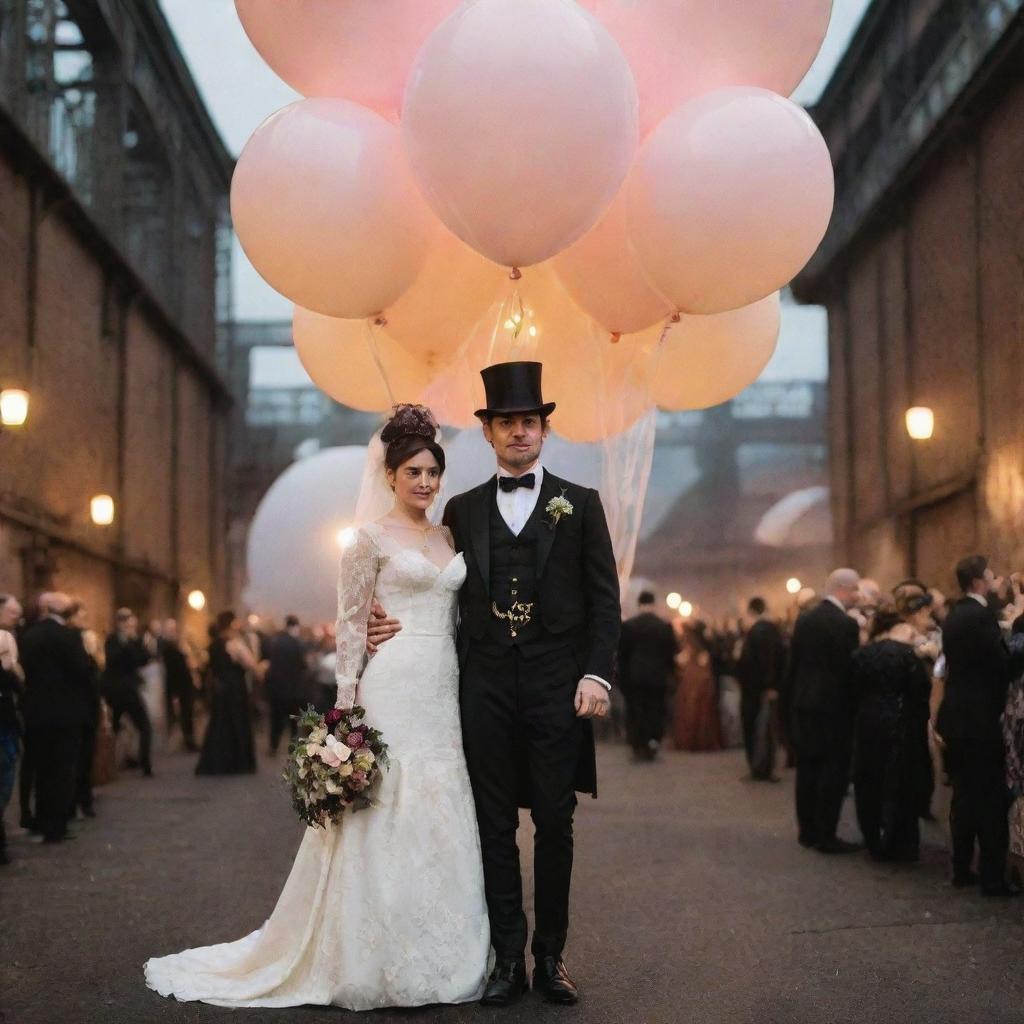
[352,771,367,786]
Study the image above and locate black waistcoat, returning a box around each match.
[485,497,544,648]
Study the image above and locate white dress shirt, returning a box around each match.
[494,463,611,693]
[496,463,545,536]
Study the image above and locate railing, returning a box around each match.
[246,388,331,428]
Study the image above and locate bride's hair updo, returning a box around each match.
[381,404,445,474]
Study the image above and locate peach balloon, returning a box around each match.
[594,0,833,137]
[234,0,460,121]
[543,325,660,443]
[402,0,639,268]
[232,99,433,319]
[552,183,674,335]
[292,306,431,413]
[383,228,505,368]
[652,293,781,411]
[628,88,834,315]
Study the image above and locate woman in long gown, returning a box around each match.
[195,612,261,776]
[145,406,490,1010]
[671,621,723,752]
[852,608,932,861]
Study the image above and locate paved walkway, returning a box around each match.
[3,740,1023,1024]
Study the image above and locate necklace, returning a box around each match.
[381,517,436,553]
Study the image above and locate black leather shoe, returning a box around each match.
[952,870,979,889]
[815,837,863,854]
[481,958,527,1006]
[532,957,579,1005]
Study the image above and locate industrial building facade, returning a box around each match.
[0,0,234,633]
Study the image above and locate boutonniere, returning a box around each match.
[544,490,574,530]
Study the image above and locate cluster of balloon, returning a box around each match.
[232,0,835,432]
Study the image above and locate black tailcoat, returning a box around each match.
[443,470,621,801]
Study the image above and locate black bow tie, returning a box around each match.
[499,473,536,493]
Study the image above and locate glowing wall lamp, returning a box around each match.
[679,601,694,618]
[90,494,115,526]
[187,590,207,612]
[666,592,682,610]
[905,406,934,441]
[786,577,802,595]
[0,388,30,427]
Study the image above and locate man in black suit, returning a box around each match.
[370,362,620,1006]
[619,591,677,761]
[18,592,95,843]
[102,609,154,776]
[160,619,198,752]
[265,614,310,755]
[788,569,862,853]
[738,596,786,781]
[937,554,1015,896]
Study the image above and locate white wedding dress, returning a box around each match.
[145,523,490,1010]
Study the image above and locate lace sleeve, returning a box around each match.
[335,526,380,709]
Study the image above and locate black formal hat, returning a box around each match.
[475,361,556,419]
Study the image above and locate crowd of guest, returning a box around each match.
[0,587,339,866]
[619,554,1024,897]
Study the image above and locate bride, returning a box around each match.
[145,405,490,1010]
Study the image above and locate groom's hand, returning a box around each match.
[575,678,610,719]
[366,599,401,654]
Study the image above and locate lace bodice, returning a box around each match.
[334,523,465,709]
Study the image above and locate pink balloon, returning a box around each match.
[552,182,673,335]
[594,0,833,137]
[402,0,639,268]
[234,0,460,121]
[652,294,781,411]
[232,99,433,319]
[383,228,505,368]
[628,88,834,315]
[292,307,431,413]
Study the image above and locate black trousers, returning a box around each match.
[624,687,668,755]
[794,711,852,845]
[73,720,97,814]
[269,698,299,754]
[19,729,36,827]
[742,688,776,778]
[108,686,153,772]
[945,738,1009,890]
[166,683,196,746]
[28,722,79,841]
[461,643,582,961]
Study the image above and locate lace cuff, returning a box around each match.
[335,527,380,709]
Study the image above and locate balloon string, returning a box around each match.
[366,318,396,406]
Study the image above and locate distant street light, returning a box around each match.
[90,494,115,526]
[786,577,802,595]
[666,592,682,610]
[0,388,29,427]
[905,406,934,441]
[679,601,694,618]
[187,590,206,612]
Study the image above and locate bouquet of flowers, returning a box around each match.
[283,705,389,828]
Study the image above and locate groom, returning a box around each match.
[370,361,620,1006]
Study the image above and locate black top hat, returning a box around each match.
[475,361,556,419]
